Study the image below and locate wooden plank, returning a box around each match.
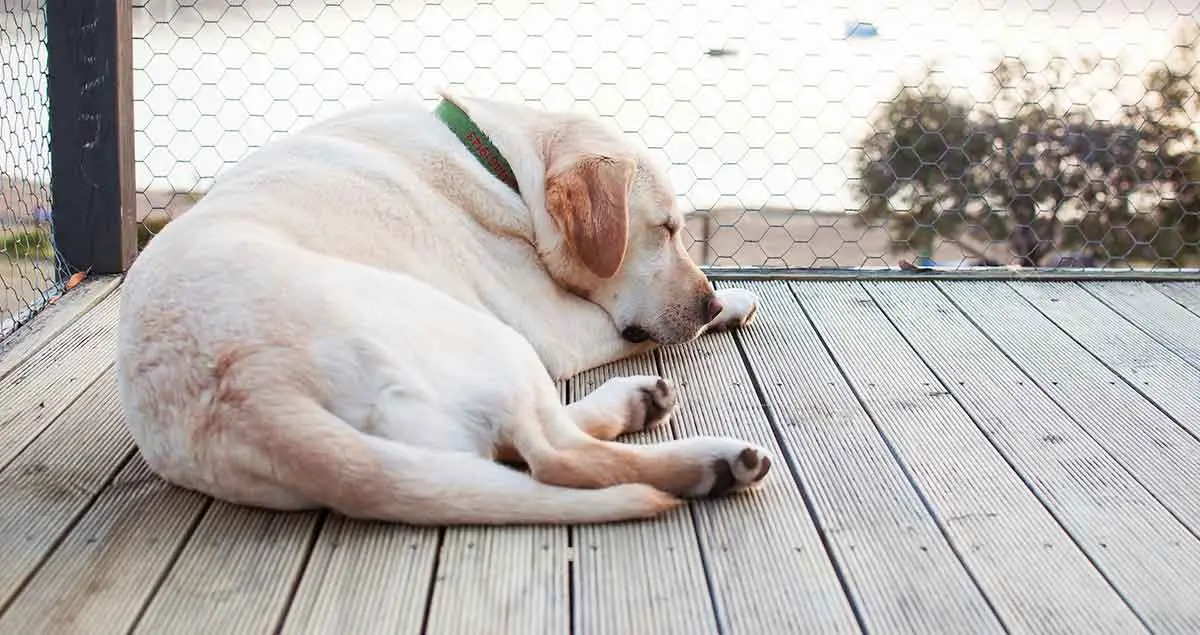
[279,517,439,635]
[1082,281,1200,371]
[657,317,861,634]
[755,280,1141,634]
[0,456,208,634]
[571,355,718,635]
[1155,281,1200,316]
[0,275,121,382]
[1008,281,1200,440]
[422,383,571,635]
[131,504,322,634]
[941,280,1200,534]
[0,289,122,471]
[46,0,138,276]
[423,525,567,635]
[861,280,1200,633]
[0,372,135,609]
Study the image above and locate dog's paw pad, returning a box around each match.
[705,445,772,497]
[636,378,678,431]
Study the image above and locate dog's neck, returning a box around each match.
[433,92,568,263]
[434,98,522,195]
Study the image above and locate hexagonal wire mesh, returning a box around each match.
[130,0,1200,271]
[1,0,57,334]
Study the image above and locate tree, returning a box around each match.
[854,23,1200,267]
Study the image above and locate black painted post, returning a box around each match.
[45,0,137,277]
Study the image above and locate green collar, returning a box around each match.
[434,98,521,194]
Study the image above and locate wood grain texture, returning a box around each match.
[1081,281,1200,371]
[658,318,861,635]
[862,280,1200,633]
[280,516,439,635]
[0,290,121,471]
[0,372,134,609]
[0,456,207,634]
[0,275,121,382]
[131,503,321,635]
[753,280,1144,634]
[571,354,718,635]
[1155,281,1200,316]
[940,281,1200,534]
[1008,281,1200,441]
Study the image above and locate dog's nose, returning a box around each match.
[621,326,652,343]
[703,294,724,323]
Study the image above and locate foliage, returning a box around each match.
[855,23,1200,266]
[0,228,53,261]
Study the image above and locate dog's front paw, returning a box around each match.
[706,288,759,333]
[632,376,678,432]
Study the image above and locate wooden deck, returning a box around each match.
[4,276,1200,634]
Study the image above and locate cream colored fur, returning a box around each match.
[115,91,770,525]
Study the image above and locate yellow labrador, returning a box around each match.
[116,91,770,525]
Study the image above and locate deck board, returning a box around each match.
[1081,281,1200,372]
[0,290,122,470]
[0,275,121,383]
[1009,282,1200,442]
[0,372,134,609]
[864,280,1197,632]
[1154,281,1200,316]
[657,325,861,634]
[424,525,568,634]
[757,280,1144,634]
[130,504,322,634]
[794,280,1137,634]
[939,281,1200,534]
[0,456,208,635]
[279,517,438,635]
[570,355,718,635]
[3,277,1200,633]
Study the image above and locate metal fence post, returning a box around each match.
[45,0,137,277]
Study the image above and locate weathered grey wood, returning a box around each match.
[940,280,1200,535]
[1082,281,1200,371]
[1155,282,1200,316]
[422,382,571,635]
[424,525,568,635]
[0,274,121,382]
[657,324,861,634]
[571,355,718,635]
[0,456,207,634]
[0,290,122,471]
[756,280,1140,634]
[132,504,322,634]
[280,517,439,635]
[861,280,1200,633]
[1009,281,1200,441]
[0,372,134,609]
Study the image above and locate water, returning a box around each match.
[2,0,1197,215]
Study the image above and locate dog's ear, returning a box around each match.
[545,156,634,279]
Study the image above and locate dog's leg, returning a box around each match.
[563,375,677,440]
[202,390,682,525]
[503,384,773,498]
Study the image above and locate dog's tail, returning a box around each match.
[235,397,682,526]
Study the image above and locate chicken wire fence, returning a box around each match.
[1,1,57,334]
[131,0,1199,271]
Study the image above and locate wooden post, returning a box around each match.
[45,0,137,277]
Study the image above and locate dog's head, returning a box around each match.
[441,92,721,346]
